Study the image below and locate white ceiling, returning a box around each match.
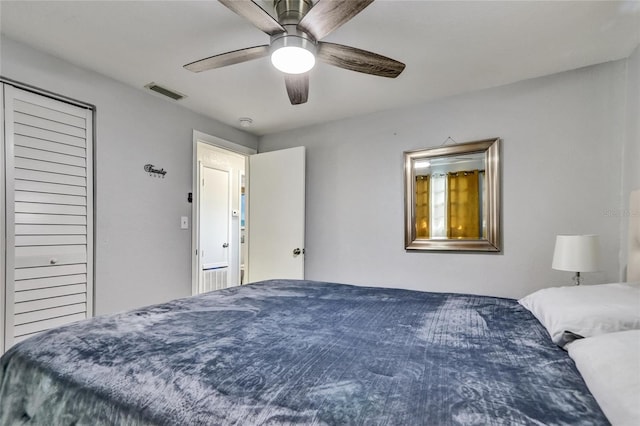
[1,1,638,136]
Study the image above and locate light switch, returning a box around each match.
[180,216,189,229]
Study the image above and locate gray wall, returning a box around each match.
[2,34,635,307]
[1,37,258,315]
[260,59,632,298]
[621,45,640,278]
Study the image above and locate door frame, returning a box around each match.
[191,131,256,295]
[1,83,5,354]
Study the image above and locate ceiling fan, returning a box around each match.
[184,0,406,105]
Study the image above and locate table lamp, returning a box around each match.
[552,234,601,285]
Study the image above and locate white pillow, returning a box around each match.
[518,282,640,346]
[567,330,640,426]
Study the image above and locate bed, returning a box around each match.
[1,191,638,425]
[0,279,611,425]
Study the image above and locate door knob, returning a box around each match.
[293,248,302,256]
[50,258,58,265]
[222,243,229,248]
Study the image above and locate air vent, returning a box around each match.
[144,83,186,101]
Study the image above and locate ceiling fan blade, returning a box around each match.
[298,0,374,41]
[284,73,309,105]
[219,0,285,36]
[184,45,270,73]
[317,42,405,78]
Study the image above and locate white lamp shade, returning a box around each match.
[552,234,601,272]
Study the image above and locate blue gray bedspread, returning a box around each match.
[0,280,607,425]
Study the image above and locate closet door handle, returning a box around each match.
[222,243,229,248]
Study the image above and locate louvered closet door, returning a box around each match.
[3,85,93,351]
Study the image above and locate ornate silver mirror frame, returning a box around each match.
[404,138,501,252]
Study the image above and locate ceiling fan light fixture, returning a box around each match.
[270,34,316,74]
[272,46,315,74]
[187,0,404,105]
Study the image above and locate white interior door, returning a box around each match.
[199,164,231,270]
[247,146,305,282]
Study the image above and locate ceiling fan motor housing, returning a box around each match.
[272,0,317,55]
[274,0,313,25]
[270,29,317,56]
[271,0,316,73]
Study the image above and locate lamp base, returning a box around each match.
[572,271,583,286]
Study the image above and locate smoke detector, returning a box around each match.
[239,117,253,128]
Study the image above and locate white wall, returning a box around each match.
[260,59,630,298]
[621,45,640,278]
[1,36,258,314]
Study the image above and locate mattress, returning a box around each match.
[0,280,607,425]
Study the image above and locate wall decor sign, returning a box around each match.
[144,164,167,178]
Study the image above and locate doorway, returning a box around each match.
[192,132,254,295]
[191,131,306,295]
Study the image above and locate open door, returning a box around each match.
[192,133,305,292]
[247,146,305,282]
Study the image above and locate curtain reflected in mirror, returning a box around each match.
[415,175,430,238]
[448,169,481,239]
[404,139,501,252]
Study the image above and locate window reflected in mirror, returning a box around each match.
[414,152,486,240]
[404,139,501,252]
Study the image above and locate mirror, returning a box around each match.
[404,138,501,252]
